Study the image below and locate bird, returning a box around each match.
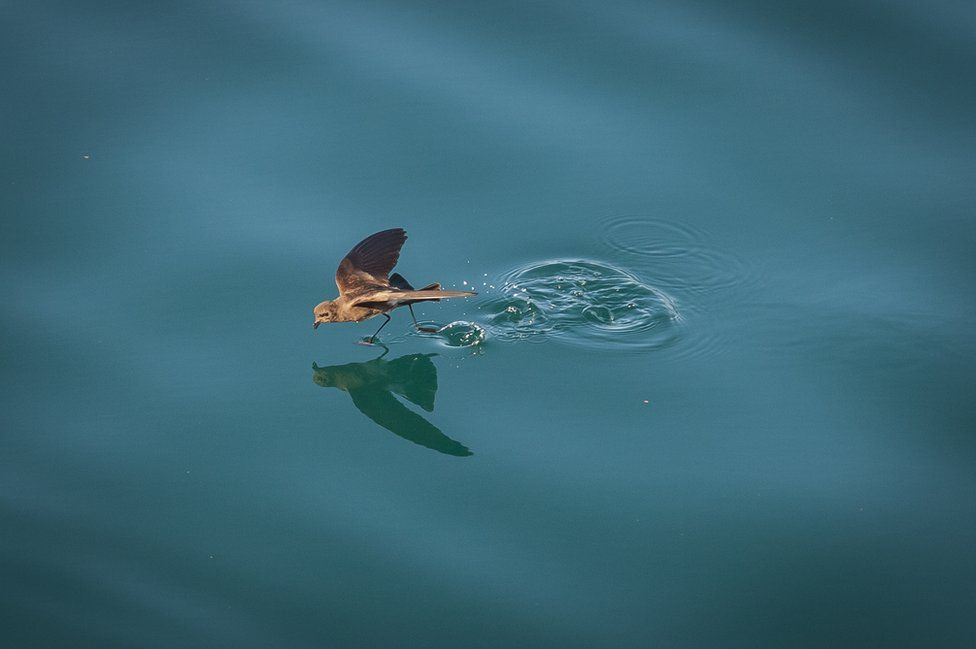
[312,228,476,342]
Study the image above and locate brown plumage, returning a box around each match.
[313,228,476,341]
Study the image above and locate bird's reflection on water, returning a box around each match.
[312,351,472,457]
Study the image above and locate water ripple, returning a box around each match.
[600,216,754,309]
[479,260,681,351]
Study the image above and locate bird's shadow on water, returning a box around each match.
[311,350,473,457]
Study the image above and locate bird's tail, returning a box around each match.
[388,273,476,303]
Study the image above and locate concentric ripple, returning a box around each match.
[600,217,754,308]
[595,217,759,359]
[479,260,681,351]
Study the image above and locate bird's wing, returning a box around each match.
[388,272,414,290]
[335,228,407,297]
[349,289,477,308]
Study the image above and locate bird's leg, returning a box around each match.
[408,304,440,333]
[368,313,391,344]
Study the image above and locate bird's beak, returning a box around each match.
[313,320,320,329]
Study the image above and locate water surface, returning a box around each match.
[2,1,975,647]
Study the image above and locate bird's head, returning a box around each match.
[313,301,338,329]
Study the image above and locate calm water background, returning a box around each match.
[3,1,975,647]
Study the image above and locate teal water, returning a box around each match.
[3,1,975,647]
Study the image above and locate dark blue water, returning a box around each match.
[3,1,975,647]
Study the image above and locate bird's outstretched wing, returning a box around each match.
[335,228,407,297]
[350,288,476,308]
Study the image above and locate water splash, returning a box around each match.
[436,321,487,348]
[409,320,487,348]
[479,260,681,351]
